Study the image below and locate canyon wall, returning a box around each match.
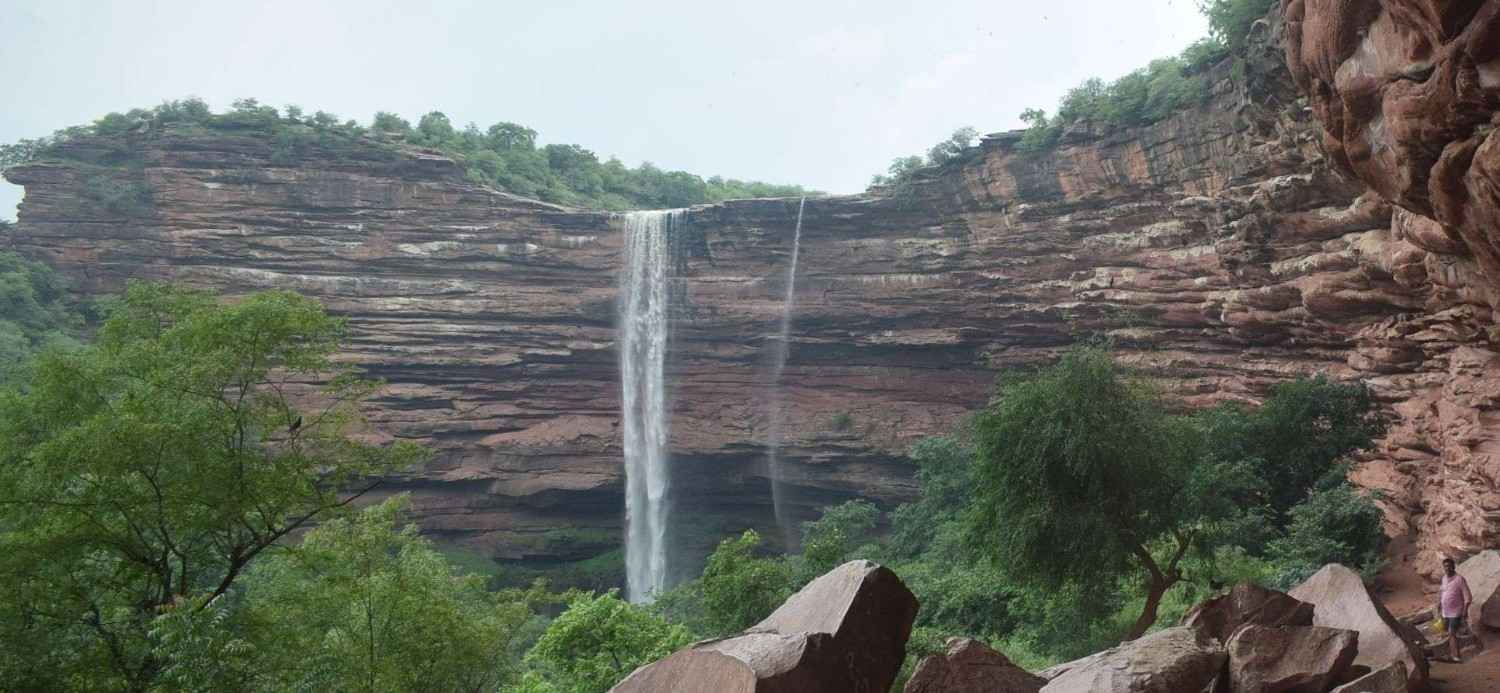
[6,5,1500,582]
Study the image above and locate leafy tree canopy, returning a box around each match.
[0,282,423,690]
[0,250,87,384]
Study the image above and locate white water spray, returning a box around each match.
[619,209,679,603]
[765,197,805,549]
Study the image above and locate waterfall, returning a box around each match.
[619,209,680,603]
[765,197,805,550]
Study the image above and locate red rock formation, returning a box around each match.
[611,560,918,692]
[1225,624,1359,693]
[1038,626,1227,693]
[5,2,1500,581]
[1289,564,1429,690]
[1181,583,1316,643]
[1282,0,1500,578]
[903,638,1046,693]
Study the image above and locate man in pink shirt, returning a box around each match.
[1438,557,1487,663]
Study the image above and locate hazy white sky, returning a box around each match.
[0,0,1210,219]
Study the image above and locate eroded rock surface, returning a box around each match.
[1330,660,1409,693]
[1038,626,1226,693]
[1289,564,1429,690]
[1226,624,1359,693]
[1183,582,1316,642]
[611,560,917,692]
[1281,0,1500,577]
[903,638,1046,693]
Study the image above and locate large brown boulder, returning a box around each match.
[611,560,918,692]
[1330,661,1408,693]
[1226,625,1359,693]
[1288,564,1428,691]
[903,638,1046,693]
[1458,549,1500,629]
[1038,626,1226,693]
[1182,583,1316,642]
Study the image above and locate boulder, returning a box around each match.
[1288,564,1428,691]
[903,637,1046,693]
[611,560,919,692]
[1226,625,1358,693]
[1038,626,1226,693]
[1182,583,1316,642]
[1329,661,1408,693]
[1457,550,1500,629]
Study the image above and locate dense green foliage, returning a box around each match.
[0,283,423,690]
[867,127,978,194]
[1,98,809,212]
[0,276,1387,691]
[150,498,542,691]
[1013,0,1274,151]
[0,251,87,384]
[1016,50,1216,151]
[1201,0,1279,54]
[521,591,691,693]
[968,347,1245,640]
[645,346,1387,686]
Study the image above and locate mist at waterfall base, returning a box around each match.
[764,197,805,550]
[618,210,678,603]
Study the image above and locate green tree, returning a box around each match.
[233,497,533,691]
[699,529,793,635]
[1199,0,1276,54]
[371,111,412,135]
[524,590,692,693]
[0,250,85,384]
[794,500,879,584]
[965,346,1240,640]
[1266,483,1387,587]
[1200,376,1383,524]
[0,282,422,691]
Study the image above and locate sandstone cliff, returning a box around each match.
[6,5,1498,582]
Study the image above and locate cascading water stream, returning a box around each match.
[618,209,680,603]
[765,197,805,550]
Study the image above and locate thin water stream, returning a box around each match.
[765,197,805,549]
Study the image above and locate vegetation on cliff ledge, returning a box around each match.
[867,0,1277,190]
[0,98,809,212]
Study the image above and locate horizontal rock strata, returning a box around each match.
[7,4,1500,580]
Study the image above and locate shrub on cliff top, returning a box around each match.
[1006,0,1274,154]
[2,99,810,212]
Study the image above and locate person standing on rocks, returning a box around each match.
[1438,557,1486,663]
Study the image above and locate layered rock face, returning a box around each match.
[6,5,1500,579]
[1281,0,1500,577]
